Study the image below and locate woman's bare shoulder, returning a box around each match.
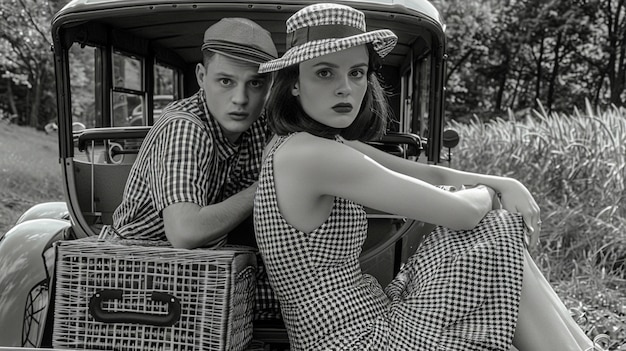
[274,132,345,161]
[272,133,357,185]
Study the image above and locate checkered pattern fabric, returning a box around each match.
[253,253,283,321]
[254,133,526,350]
[258,3,397,73]
[112,89,269,241]
[110,90,282,322]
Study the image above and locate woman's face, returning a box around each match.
[293,45,369,129]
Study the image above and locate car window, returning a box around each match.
[112,51,143,127]
[154,98,172,110]
[69,43,98,129]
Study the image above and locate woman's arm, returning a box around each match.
[344,139,541,245]
[275,134,496,232]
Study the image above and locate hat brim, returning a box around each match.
[202,41,277,65]
[258,29,397,73]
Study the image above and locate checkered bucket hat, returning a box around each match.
[258,3,397,73]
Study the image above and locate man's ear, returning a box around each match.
[195,63,205,87]
[291,81,299,97]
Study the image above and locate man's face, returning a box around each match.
[196,53,270,143]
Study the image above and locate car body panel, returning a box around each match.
[0,219,70,347]
[15,202,69,226]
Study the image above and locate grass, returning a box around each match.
[448,100,626,350]
[0,122,64,235]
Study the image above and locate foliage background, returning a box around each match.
[433,0,626,121]
[0,0,64,128]
[3,0,626,126]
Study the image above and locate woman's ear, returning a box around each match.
[291,82,300,97]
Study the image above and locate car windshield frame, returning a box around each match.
[51,0,447,163]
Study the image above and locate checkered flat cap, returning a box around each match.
[202,18,278,65]
[258,3,397,73]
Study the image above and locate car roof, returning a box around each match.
[54,0,442,20]
[51,0,445,68]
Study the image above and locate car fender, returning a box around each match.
[15,202,69,226]
[0,218,71,347]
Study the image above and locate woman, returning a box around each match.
[254,3,602,350]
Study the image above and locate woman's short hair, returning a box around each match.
[265,45,390,141]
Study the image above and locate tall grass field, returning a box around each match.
[449,101,625,349]
[0,101,625,348]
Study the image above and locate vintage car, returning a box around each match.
[0,0,456,349]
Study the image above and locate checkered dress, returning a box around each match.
[254,134,525,351]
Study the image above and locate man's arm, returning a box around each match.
[163,182,257,249]
[148,115,259,249]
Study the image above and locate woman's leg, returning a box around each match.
[513,250,594,351]
[525,250,597,347]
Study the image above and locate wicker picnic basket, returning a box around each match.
[52,237,257,351]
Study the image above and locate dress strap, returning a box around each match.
[266,133,298,159]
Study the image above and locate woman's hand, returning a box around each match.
[497,179,541,247]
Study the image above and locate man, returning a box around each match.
[109,18,277,249]
[107,17,281,323]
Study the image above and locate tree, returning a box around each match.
[515,0,593,112]
[591,0,626,106]
[436,0,610,119]
[431,0,502,118]
[0,0,64,127]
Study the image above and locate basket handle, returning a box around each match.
[89,289,181,326]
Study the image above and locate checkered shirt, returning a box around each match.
[254,133,526,350]
[112,89,268,241]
